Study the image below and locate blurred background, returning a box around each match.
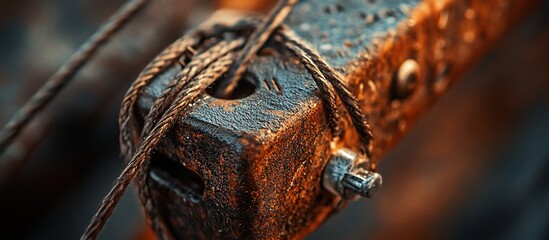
[0,0,547,239]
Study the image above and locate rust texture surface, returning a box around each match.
[136,0,537,239]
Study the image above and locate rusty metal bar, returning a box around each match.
[136,0,537,238]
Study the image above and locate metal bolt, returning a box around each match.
[322,148,382,200]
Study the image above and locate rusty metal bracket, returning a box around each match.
[135,0,537,238]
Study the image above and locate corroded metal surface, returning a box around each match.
[136,0,537,238]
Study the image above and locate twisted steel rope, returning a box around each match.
[280,33,341,136]
[0,0,150,156]
[279,27,374,156]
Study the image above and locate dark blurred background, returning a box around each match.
[0,0,547,239]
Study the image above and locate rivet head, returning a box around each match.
[322,148,382,201]
[393,59,419,100]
